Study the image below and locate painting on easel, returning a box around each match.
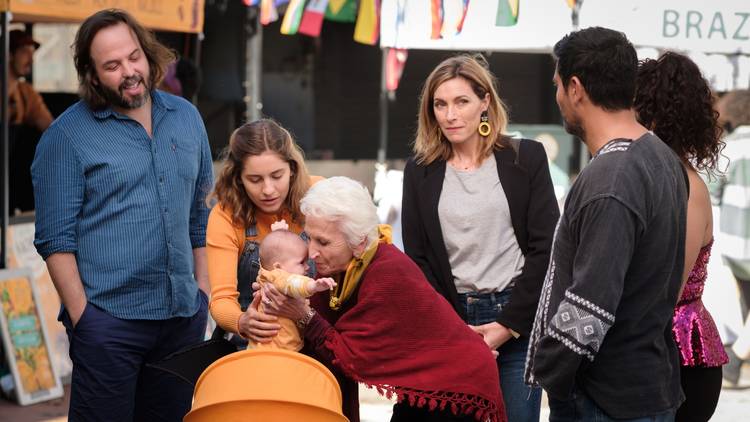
[0,268,63,405]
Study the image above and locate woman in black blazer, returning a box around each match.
[402,54,559,422]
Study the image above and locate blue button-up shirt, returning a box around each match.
[32,90,213,320]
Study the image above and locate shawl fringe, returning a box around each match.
[327,334,501,422]
[362,381,499,422]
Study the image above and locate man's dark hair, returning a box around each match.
[553,27,637,111]
[73,9,175,109]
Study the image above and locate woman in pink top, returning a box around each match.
[635,52,727,422]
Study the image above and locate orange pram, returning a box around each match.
[185,349,348,422]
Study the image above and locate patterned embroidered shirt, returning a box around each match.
[525,133,687,418]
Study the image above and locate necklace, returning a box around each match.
[449,159,477,171]
[329,273,343,309]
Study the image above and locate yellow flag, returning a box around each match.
[353,0,379,45]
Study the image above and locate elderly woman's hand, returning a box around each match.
[238,293,281,343]
[257,282,309,321]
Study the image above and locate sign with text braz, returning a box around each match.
[579,0,749,54]
[2,0,205,33]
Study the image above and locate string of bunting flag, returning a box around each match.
[241,0,525,46]
[240,1,542,92]
[244,0,366,40]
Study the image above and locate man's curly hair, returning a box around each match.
[634,52,724,174]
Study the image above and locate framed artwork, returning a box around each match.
[0,268,63,405]
[7,222,72,380]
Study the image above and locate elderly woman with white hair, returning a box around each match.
[253,176,506,422]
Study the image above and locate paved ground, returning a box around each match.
[0,367,747,421]
[0,384,68,422]
[359,386,544,421]
[360,367,750,422]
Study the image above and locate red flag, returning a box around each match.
[299,0,330,37]
[386,48,408,92]
[430,0,443,40]
[456,0,470,34]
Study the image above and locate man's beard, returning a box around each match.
[99,75,150,109]
[562,114,586,143]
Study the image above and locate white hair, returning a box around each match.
[300,177,380,251]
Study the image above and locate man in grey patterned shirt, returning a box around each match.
[525,27,688,421]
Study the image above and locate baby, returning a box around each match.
[252,229,336,351]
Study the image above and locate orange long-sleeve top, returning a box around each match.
[206,205,304,334]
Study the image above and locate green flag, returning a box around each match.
[496,0,519,27]
[325,0,357,22]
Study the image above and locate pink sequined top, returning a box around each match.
[672,240,729,367]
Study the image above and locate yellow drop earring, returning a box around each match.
[478,111,491,137]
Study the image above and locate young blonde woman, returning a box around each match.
[401,55,559,422]
[207,119,317,345]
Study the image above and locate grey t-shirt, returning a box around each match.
[438,154,525,293]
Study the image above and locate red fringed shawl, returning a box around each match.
[316,244,506,422]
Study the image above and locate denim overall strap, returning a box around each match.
[211,223,260,346]
[236,223,261,311]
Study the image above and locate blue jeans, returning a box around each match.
[60,292,208,422]
[459,289,541,422]
[549,389,676,422]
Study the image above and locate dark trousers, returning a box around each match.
[390,401,476,422]
[61,293,208,422]
[549,389,676,422]
[459,290,542,422]
[675,366,722,422]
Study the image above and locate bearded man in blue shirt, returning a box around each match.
[32,9,213,421]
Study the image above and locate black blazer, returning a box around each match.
[401,138,560,336]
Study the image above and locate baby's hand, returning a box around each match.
[312,277,337,293]
[271,219,289,231]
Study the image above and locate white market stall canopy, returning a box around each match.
[578,0,749,55]
[0,0,205,33]
[380,0,573,52]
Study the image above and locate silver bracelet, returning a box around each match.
[296,308,316,329]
